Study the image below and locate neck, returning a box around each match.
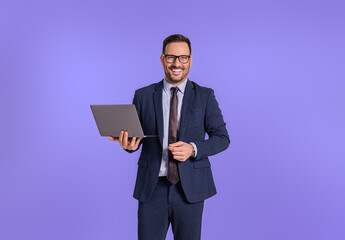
[165,77,187,86]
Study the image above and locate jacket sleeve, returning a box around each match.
[193,89,230,160]
[124,91,143,153]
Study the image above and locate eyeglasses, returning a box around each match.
[163,54,191,64]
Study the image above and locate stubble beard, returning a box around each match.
[166,75,184,85]
[165,68,189,85]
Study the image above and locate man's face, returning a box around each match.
[160,42,192,86]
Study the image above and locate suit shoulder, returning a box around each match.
[134,81,162,96]
[189,80,214,95]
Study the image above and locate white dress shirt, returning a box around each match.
[159,79,197,176]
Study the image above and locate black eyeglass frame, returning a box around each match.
[163,54,191,64]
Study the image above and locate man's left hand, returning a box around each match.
[168,141,194,162]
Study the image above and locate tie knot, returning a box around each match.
[171,87,179,95]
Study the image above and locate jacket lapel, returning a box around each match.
[178,80,194,140]
[153,80,164,148]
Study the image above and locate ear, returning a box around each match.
[160,54,164,66]
[189,55,193,66]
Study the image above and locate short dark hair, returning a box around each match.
[162,34,192,55]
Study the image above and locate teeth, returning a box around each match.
[172,69,182,72]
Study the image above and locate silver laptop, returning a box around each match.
[90,104,157,138]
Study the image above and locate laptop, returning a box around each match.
[90,104,158,138]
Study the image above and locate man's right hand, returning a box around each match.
[108,130,142,151]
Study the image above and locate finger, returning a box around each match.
[169,141,184,147]
[123,131,129,146]
[172,151,184,156]
[130,137,136,149]
[169,142,183,147]
[171,146,185,153]
[112,137,120,142]
[119,131,124,146]
[134,137,142,148]
[174,156,186,161]
[168,145,183,151]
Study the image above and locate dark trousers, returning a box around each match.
[138,177,204,240]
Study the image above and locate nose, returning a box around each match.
[172,57,182,67]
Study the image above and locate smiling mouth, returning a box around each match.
[171,68,183,76]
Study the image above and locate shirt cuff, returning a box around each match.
[189,142,198,158]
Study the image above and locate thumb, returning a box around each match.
[109,137,119,142]
[169,141,184,148]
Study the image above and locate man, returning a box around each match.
[109,34,230,240]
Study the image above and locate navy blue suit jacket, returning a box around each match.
[130,79,230,203]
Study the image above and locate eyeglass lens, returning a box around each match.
[165,55,189,64]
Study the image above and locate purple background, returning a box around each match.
[1,0,344,239]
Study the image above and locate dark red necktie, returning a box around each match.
[167,87,179,185]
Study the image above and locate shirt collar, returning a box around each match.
[163,78,188,94]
